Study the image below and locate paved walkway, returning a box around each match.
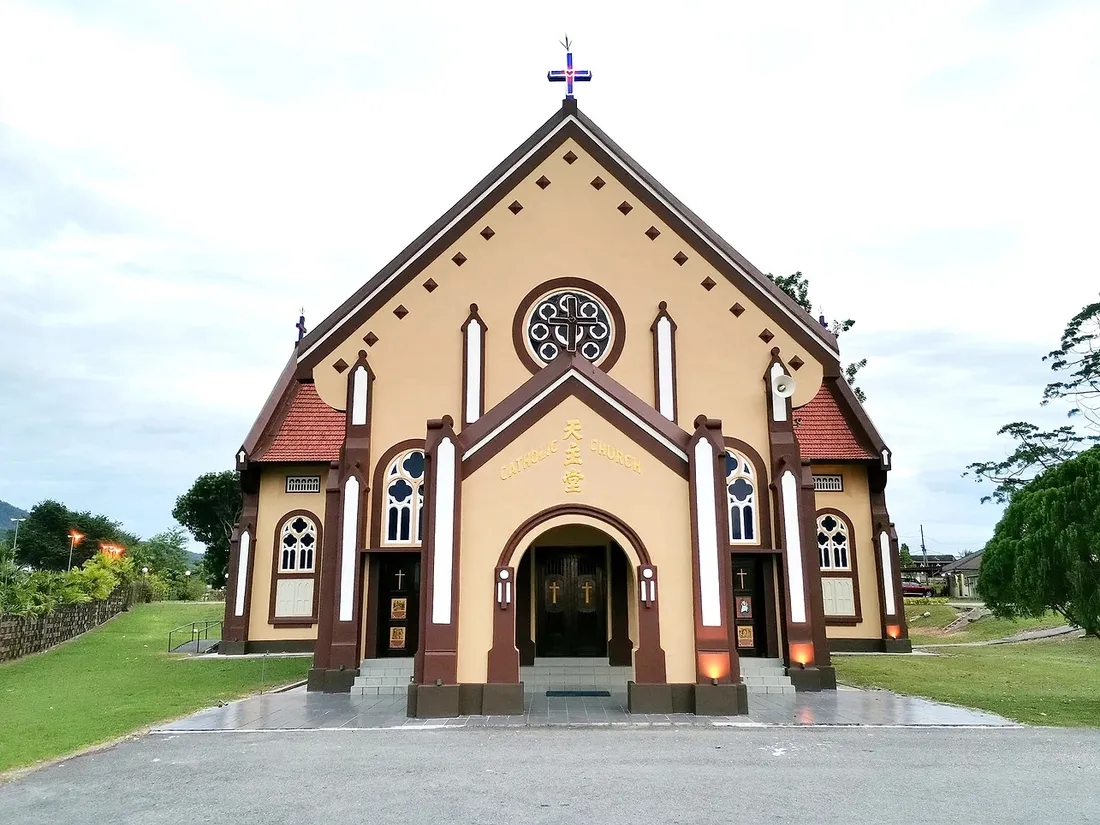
[155,683,1016,732]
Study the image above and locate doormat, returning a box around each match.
[545,690,611,697]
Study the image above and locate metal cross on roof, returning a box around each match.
[547,35,591,100]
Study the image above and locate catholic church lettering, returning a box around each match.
[223,45,909,717]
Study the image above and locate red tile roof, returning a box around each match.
[794,382,877,461]
[252,382,344,463]
[251,378,875,464]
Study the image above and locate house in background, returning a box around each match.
[943,551,984,599]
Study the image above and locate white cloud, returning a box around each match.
[1,0,1098,543]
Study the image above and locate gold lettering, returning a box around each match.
[590,439,598,451]
[550,439,558,453]
[598,442,608,457]
[634,458,642,473]
[615,449,624,465]
[563,468,584,493]
[563,419,583,441]
[500,465,509,480]
[564,442,583,467]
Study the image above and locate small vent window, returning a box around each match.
[286,476,321,494]
[813,474,844,493]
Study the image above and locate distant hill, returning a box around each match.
[185,550,204,566]
[0,499,28,528]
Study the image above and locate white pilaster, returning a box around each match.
[656,316,674,421]
[350,365,369,426]
[432,437,457,624]
[879,531,896,616]
[233,531,250,617]
[464,319,483,424]
[693,438,721,627]
[338,476,360,622]
[770,362,788,423]
[781,470,807,623]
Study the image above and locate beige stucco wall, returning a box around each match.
[456,395,695,684]
[310,137,826,499]
[812,463,883,640]
[247,464,328,641]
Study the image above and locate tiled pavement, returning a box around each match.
[155,683,1018,732]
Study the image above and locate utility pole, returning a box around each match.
[10,518,26,554]
[920,524,928,569]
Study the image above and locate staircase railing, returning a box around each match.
[167,620,222,653]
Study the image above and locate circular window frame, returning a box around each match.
[511,278,626,375]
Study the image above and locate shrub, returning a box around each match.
[903,596,952,606]
[0,550,133,617]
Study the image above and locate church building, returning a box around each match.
[221,74,910,716]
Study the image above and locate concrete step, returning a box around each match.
[354,675,414,687]
[746,684,796,695]
[742,674,793,686]
[353,685,408,697]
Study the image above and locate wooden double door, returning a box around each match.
[374,553,420,658]
[535,548,608,658]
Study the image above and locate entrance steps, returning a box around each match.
[740,657,795,695]
[520,657,632,694]
[352,657,414,696]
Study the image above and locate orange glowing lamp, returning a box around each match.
[789,643,815,667]
[697,652,730,682]
[886,624,902,640]
[99,543,125,558]
[69,530,84,545]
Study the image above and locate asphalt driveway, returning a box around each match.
[3,726,1098,824]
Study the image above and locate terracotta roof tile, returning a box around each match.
[252,382,344,463]
[794,382,876,461]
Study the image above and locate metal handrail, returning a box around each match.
[167,620,223,653]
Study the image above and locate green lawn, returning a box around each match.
[835,636,1100,727]
[0,602,310,774]
[905,603,1069,645]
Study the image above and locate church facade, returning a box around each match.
[221,99,910,717]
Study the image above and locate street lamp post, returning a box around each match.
[10,517,26,554]
[67,530,84,571]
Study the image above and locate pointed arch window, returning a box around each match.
[384,449,426,546]
[725,450,758,544]
[279,515,317,572]
[817,513,851,571]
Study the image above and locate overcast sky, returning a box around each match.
[2,0,1098,556]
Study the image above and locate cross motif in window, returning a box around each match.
[544,294,602,354]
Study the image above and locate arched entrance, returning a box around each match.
[518,524,634,663]
[487,505,666,692]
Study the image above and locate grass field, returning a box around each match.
[835,636,1100,727]
[905,603,1068,645]
[0,602,310,774]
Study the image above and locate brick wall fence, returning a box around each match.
[0,585,137,664]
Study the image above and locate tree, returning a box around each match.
[966,298,1100,503]
[767,271,867,402]
[14,500,139,571]
[899,542,914,568]
[1042,297,1100,432]
[129,528,191,576]
[172,471,242,587]
[978,445,1100,638]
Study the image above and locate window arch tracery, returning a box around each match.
[384,449,426,546]
[279,515,317,572]
[817,513,851,570]
[725,449,758,543]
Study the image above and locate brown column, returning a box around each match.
[415,415,463,685]
[486,566,519,683]
[608,546,633,666]
[221,479,259,654]
[764,348,834,690]
[687,415,740,685]
[309,352,373,692]
[634,564,667,683]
